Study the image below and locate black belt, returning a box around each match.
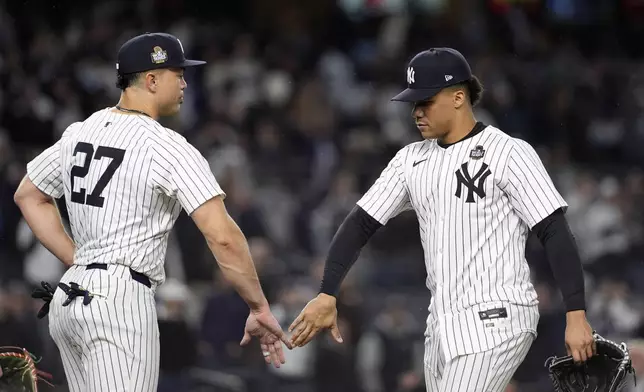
[86,263,152,288]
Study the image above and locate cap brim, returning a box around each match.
[179,59,207,67]
[391,87,441,102]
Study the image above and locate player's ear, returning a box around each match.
[144,71,159,92]
[453,88,466,109]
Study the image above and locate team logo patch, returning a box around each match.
[150,46,168,64]
[470,145,485,160]
[455,162,492,203]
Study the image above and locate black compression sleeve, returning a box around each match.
[319,205,382,296]
[532,208,586,312]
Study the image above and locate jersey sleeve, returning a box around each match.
[152,137,225,215]
[500,139,568,229]
[26,135,69,199]
[356,148,412,225]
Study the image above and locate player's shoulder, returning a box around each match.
[156,126,189,144]
[64,108,113,136]
[147,125,192,149]
[60,121,83,139]
[482,125,537,152]
[145,124,205,163]
[64,107,122,135]
[480,124,515,144]
[394,140,432,162]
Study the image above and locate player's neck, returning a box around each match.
[115,93,159,120]
[440,113,477,145]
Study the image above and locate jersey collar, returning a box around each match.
[437,121,487,149]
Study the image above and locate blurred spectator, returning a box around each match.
[310,170,361,256]
[157,279,198,392]
[587,277,642,342]
[313,280,366,392]
[0,281,44,356]
[357,294,421,392]
[0,1,642,390]
[269,282,319,392]
[198,271,252,369]
[247,236,287,303]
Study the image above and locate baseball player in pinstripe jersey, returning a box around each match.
[14,32,291,392]
[288,48,596,391]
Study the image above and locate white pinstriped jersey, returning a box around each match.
[357,124,567,361]
[26,108,224,286]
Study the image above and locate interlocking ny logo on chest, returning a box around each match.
[455,162,492,203]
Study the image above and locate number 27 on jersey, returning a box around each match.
[70,142,125,208]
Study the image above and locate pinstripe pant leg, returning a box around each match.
[49,267,87,392]
[439,332,534,392]
[80,270,160,392]
[424,364,442,392]
[484,332,534,392]
[49,303,87,391]
[126,283,160,392]
[424,334,445,392]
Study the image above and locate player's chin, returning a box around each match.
[418,127,438,139]
[163,103,182,116]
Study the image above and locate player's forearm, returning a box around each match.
[206,219,269,312]
[319,205,382,296]
[533,209,586,312]
[16,198,75,266]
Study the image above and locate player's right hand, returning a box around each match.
[288,293,343,347]
[565,309,596,363]
[240,308,293,368]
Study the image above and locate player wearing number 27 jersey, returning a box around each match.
[27,110,211,285]
[14,32,291,392]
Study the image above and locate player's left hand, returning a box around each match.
[239,310,291,368]
[288,293,343,347]
[564,309,596,364]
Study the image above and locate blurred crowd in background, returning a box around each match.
[1,0,643,391]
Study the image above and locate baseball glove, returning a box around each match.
[545,332,636,392]
[0,347,53,392]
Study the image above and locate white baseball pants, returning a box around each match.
[48,264,159,392]
[425,331,534,392]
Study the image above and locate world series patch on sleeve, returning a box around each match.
[0,347,53,392]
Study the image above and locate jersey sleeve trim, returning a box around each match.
[25,123,81,199]
[27,146,64,198]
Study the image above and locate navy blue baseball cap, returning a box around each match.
[116,32,206,75]
[391,47,472,102]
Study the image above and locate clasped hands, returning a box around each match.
[242,293,343,368]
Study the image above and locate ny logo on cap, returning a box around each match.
[407,67,415,84]
[150,46,168,64]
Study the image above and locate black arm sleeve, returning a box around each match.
[319,205,383,296]
[532,208,586,312]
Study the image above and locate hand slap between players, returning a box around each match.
[288,293,343,347]
[240,308,293,368]
[565,310,596,363]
